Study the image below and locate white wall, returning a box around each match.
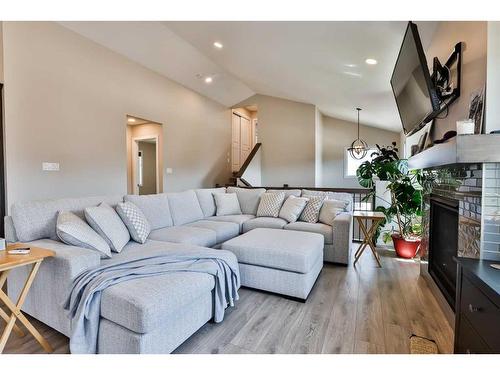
[2,22,232,208]
[486,22,500,133]
[235,94,317,187]
[321,115,400,188]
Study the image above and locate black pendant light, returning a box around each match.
[347,107,368,160]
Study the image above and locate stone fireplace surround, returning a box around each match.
[418,161,500,324]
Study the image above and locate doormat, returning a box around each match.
[409,334,438,354]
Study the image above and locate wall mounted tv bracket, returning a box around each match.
[431,42,463,103]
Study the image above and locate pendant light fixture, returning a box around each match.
[347,107,368,160]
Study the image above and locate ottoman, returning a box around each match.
[221,228,324,301]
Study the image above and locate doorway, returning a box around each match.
[126,116,163,195]
[231,107,258,172]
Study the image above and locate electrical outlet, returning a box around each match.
[42,162,60,171]
[166,168,173,174]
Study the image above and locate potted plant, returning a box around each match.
[356,142,430,259]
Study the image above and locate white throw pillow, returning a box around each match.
[299,195,325,223]
[116,201,151,244]
[56,211,111,259]
[257,191,286,218]
[279,195,309,223]
[85,203,130,253]
[214,193,242,216]
[318,199,348,225]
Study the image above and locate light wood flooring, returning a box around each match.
[1,249,454,354]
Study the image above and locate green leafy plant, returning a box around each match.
[356,142,431,242]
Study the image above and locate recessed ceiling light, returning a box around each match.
[365,58,378,65]
[213,41,223,49]
[127,118,136,123]
[204,76,213,84]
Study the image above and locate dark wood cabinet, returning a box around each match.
[454,259,500,354]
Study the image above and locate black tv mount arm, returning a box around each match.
[431,42,463,103]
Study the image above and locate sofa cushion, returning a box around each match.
[207,214,255,232]
[185,220,239,244]
[195,187,226,217]
[301,189,353,212]
[221,228,323,273]
[256,191,286,218]
[116,201,151,244]
[101,269,215,334]
[266,189,302,198]
[125,194,173,230]
[56,211,111,259]
[318,199,348,226]
[148,226,217,247]
[279,196,308,223]
[226,187,266,215]
[284,221,333,244]
[11,195,123,242]
[214,193,242,216]
[84,203,130,253]
[242,217,288,233]
[167,190,205,226]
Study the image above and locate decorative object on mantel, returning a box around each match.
[417,131,428,153]
[410,145,419,157]
[468,86,485,134]
[347,107,368,160]
[434,130,456,144]
[456,119,475,135]
[356,142,433,258]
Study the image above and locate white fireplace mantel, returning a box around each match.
[408,134,500,169]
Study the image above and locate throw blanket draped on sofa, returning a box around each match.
[63,250,240,354]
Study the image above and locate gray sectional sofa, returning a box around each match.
[4,186,353,353]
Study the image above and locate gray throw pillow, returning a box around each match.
[84,203,130,253]
[299,195,325,223]
[226,187,266,215]
[279,195,309,223]
[318,199,348,225]
[116,201,151,244]
[56,211,111,259]
[214,193,242,216]
[257,192,286,218]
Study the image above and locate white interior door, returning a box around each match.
[231,113,241,172]
[240,116,252,165]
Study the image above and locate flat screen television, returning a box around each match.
[391,22,441,135]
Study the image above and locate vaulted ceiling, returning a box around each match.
[60,21,439,131]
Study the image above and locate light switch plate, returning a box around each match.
[166,168,173,174]
[42,162,60,171]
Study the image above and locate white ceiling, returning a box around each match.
[60,21,439,132]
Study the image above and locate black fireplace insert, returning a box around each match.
[428,194,459,310]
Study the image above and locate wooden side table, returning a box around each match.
[353,211,386,268]
[0,244,55,353]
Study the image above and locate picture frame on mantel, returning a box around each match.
[468,85,485,134]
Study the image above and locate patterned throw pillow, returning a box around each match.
[299,195,326,223]
[84,203,130,253]
[279,195,309,223]
[257,191,286,218]
[56,211,111,259]
[318,199,348,225]
[116,201,151,244]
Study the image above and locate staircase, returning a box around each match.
[228,142,262,187]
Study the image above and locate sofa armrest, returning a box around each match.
[6,240,101,336]
[330,212,353,264]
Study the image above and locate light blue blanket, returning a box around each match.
[63,249,240,354]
